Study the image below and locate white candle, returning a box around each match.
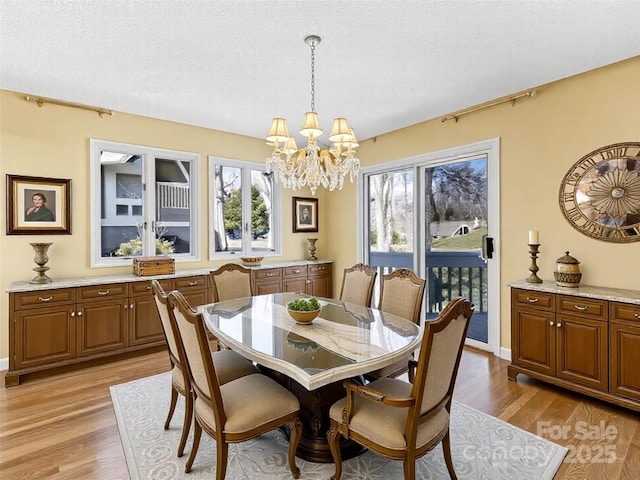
[528,230,539,244]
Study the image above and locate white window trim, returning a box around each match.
[90,139,200,268]
[208,156,281,260]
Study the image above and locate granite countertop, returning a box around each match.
[508,279,640,305]
[7,259,333,293]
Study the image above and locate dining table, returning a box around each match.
[199,292,423,463]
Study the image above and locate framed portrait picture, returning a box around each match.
[6,174,71,235]
[293,197,318,233]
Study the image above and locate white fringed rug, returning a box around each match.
[110,372,566,479]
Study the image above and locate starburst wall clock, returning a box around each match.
[559,142,640,243]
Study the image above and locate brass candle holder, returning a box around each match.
[526,243,542,283]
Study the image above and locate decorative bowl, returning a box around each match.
[287,308,321,324]
[240,256,263,267]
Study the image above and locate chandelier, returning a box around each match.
[266,35,360,195]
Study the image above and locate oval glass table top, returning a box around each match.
[200,293,422,390]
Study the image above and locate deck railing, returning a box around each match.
[368,250,487,315]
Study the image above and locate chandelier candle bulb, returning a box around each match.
[528,230,539,245]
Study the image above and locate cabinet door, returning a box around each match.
[77,299,128,356]
[129,296,165,346]
[306,264,332,298]
[512,307,556,376]
[254,280,282,296]
[182,289,209,308]
[15,307,76,368]
[610,321,640,401]
[556,314,608,391]
[283,277,307,293]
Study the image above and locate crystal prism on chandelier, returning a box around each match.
[266,35,360,195]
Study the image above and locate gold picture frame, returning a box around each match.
[6,174,71,234]
[293,197,318,233]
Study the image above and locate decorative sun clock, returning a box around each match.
[559,142,640,243]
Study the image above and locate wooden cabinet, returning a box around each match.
[6,273,209,386]
[306,263,332,297]
[508,283,640,412]
[12,289,77,369]
[609,302,640,402]
[251,262,333,298]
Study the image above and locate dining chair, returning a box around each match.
[366,268,426,380]
[210,263,253,302]
[327,298,474,480]
[168,290,303,479]
[150,280,258,458]
[339,263,377,307]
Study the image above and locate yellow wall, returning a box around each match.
[1,57,639,361]
[325,56,640,351]
[0,92,327,359]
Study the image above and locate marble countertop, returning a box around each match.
[6,259,333,293]
[508,279,640,305]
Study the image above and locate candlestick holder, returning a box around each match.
[526,243,542,283]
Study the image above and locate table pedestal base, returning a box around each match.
[262,367,366,463]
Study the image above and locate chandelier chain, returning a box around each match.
[310,41,316,112]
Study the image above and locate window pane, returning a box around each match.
[155,157,192,255]
[100,151,143,258]
[214,164,242,252]
[251,169,274,252]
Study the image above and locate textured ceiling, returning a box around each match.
[1,1,639,144]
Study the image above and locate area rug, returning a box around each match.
[110,373,567,479]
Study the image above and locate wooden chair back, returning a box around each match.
[339,263,377,307]
[210,263,253,302]
[379,268,426,324]
[150,280,181,367]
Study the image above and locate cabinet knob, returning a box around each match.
[77,311,83,316]
[526,297,539,303]
[549,321,554,326]
[266,273,273,277]
[556,322,562,327]
[38,296,53,302]
[635,313,640,319]
[70,312,75,317]
[293,269,300,274]
[188,281,197,286]
[130,303,134,309]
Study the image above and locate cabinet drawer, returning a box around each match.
[558,295,607,321]
[610,302,640,325]
[512,289,554,311]
[129,279,172,297]
[309,263,331,275]
[13,289,76,309]
[174,275,208,290]
[77,284,127,301]
[254,268,282,281]
[283,265,307,277]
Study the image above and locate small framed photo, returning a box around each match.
[293,197,318,233]
[6,174,71,235]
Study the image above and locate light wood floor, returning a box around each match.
[1,347,639,479]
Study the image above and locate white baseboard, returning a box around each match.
[499,347,511,362]
[0,357,8,372]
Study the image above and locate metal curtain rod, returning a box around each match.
[25,95,115,117]
[441,90,536,123]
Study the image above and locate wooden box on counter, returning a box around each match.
[133,256,175,276]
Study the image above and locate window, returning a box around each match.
[90,139,200,267]
[209,156,280,258]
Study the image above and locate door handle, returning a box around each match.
[481,235,494,261]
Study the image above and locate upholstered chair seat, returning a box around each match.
[195,373,300,434]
